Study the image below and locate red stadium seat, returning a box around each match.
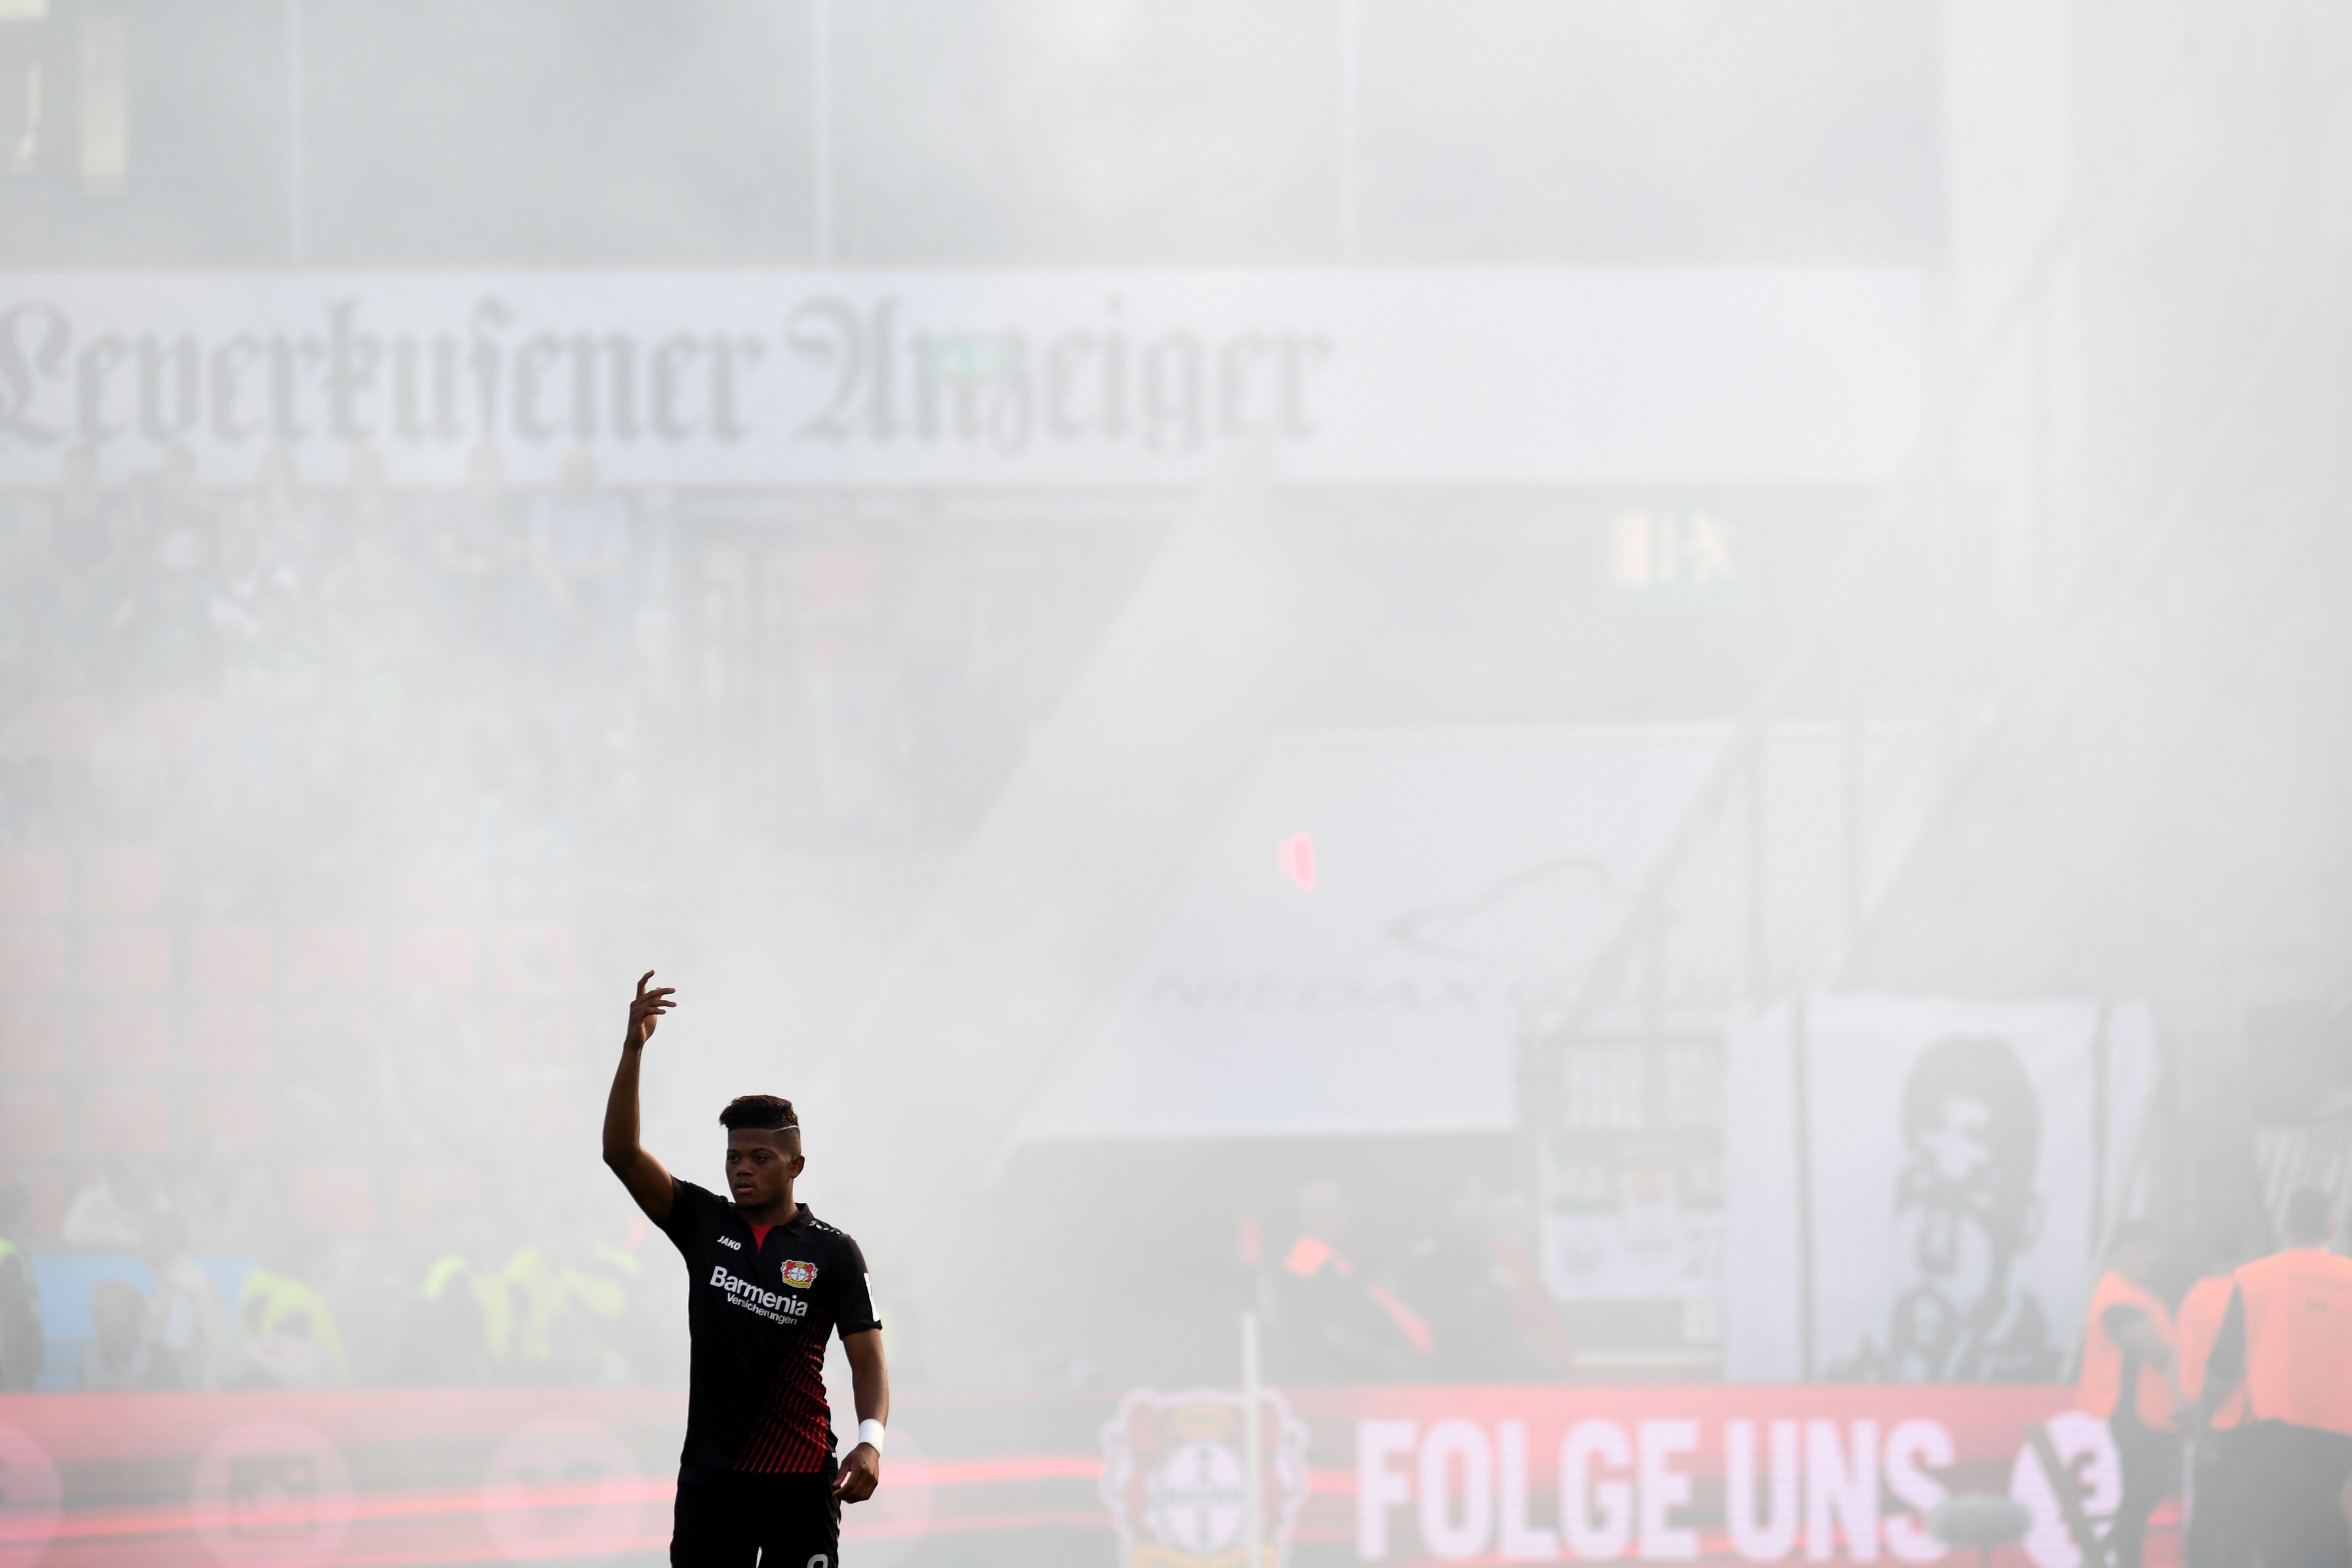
[83,926,171,992]
[281,997,376,1059]
[80,847,166,918]
[289,1162,376,1239]
[0,1001,66,1074]
[0,927,67,994]
[388,925,476,991]
[0,850,70,918]
[0,1086,68,1162]
[82,1001,169,1074]
[83,1080,172,1151]
[186,925,274,994]
[188,1081,272,1150]
[185,999,272,1073]
[6,1166,64,1240]
[286,925,374,991]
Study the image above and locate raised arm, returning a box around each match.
[602,970,676,1226]
[834,1328,890,1503]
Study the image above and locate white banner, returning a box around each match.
[1723,996,2156,1383]
[1021,728,1724,1139]
[0,269,1919,487]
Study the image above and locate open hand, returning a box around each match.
[627,970,676,1048]
[833,1443,880,1503]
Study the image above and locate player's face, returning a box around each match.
[724,1130,802,1209]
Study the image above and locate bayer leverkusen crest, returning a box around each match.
[1098,1387,1308,1568]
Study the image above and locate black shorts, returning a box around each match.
[671,1462,841,1568]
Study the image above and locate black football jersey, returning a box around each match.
[658,1179,881,1473]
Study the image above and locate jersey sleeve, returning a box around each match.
[833,1234,882,1337]
[658,1177,721,1251]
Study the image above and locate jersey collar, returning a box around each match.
[732,1201,811,1233]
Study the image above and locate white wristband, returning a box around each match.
[857,1420,886,1454]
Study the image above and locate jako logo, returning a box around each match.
[710,1265,808,1318]
[717,1236,743,1250]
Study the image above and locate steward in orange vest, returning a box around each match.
[2177,1274,2248,1430]
[1267,1179,1431,1384]
[2176,1225,2259,1568]
[2076,1222,2179,1568]
[2194,1189,2352,1568]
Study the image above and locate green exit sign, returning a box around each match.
[1609,508,1740,594]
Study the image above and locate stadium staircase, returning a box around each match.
[1531,12,2352,1260]
[1543,189,2346,1040]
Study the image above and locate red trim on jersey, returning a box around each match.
[749,1223,773,1251]
[737,1330,834,1473]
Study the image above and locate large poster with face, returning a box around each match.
[1722,997,2156,1383]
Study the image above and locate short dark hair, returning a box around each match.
[720,1095,801,1152]
[2284,1187,2336,1247]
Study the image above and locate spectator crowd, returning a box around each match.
[0,441,674,1392]
[0,1165,675,1392]
[3,441,645,710]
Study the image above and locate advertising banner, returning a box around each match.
[0,1383,2153,1568]
[1536,1034,1728,1317]
[0,270,1919,487]
[1020,729,1724,1139]
[1290,1385,2137,1568]
[1722,998,2157,1385]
